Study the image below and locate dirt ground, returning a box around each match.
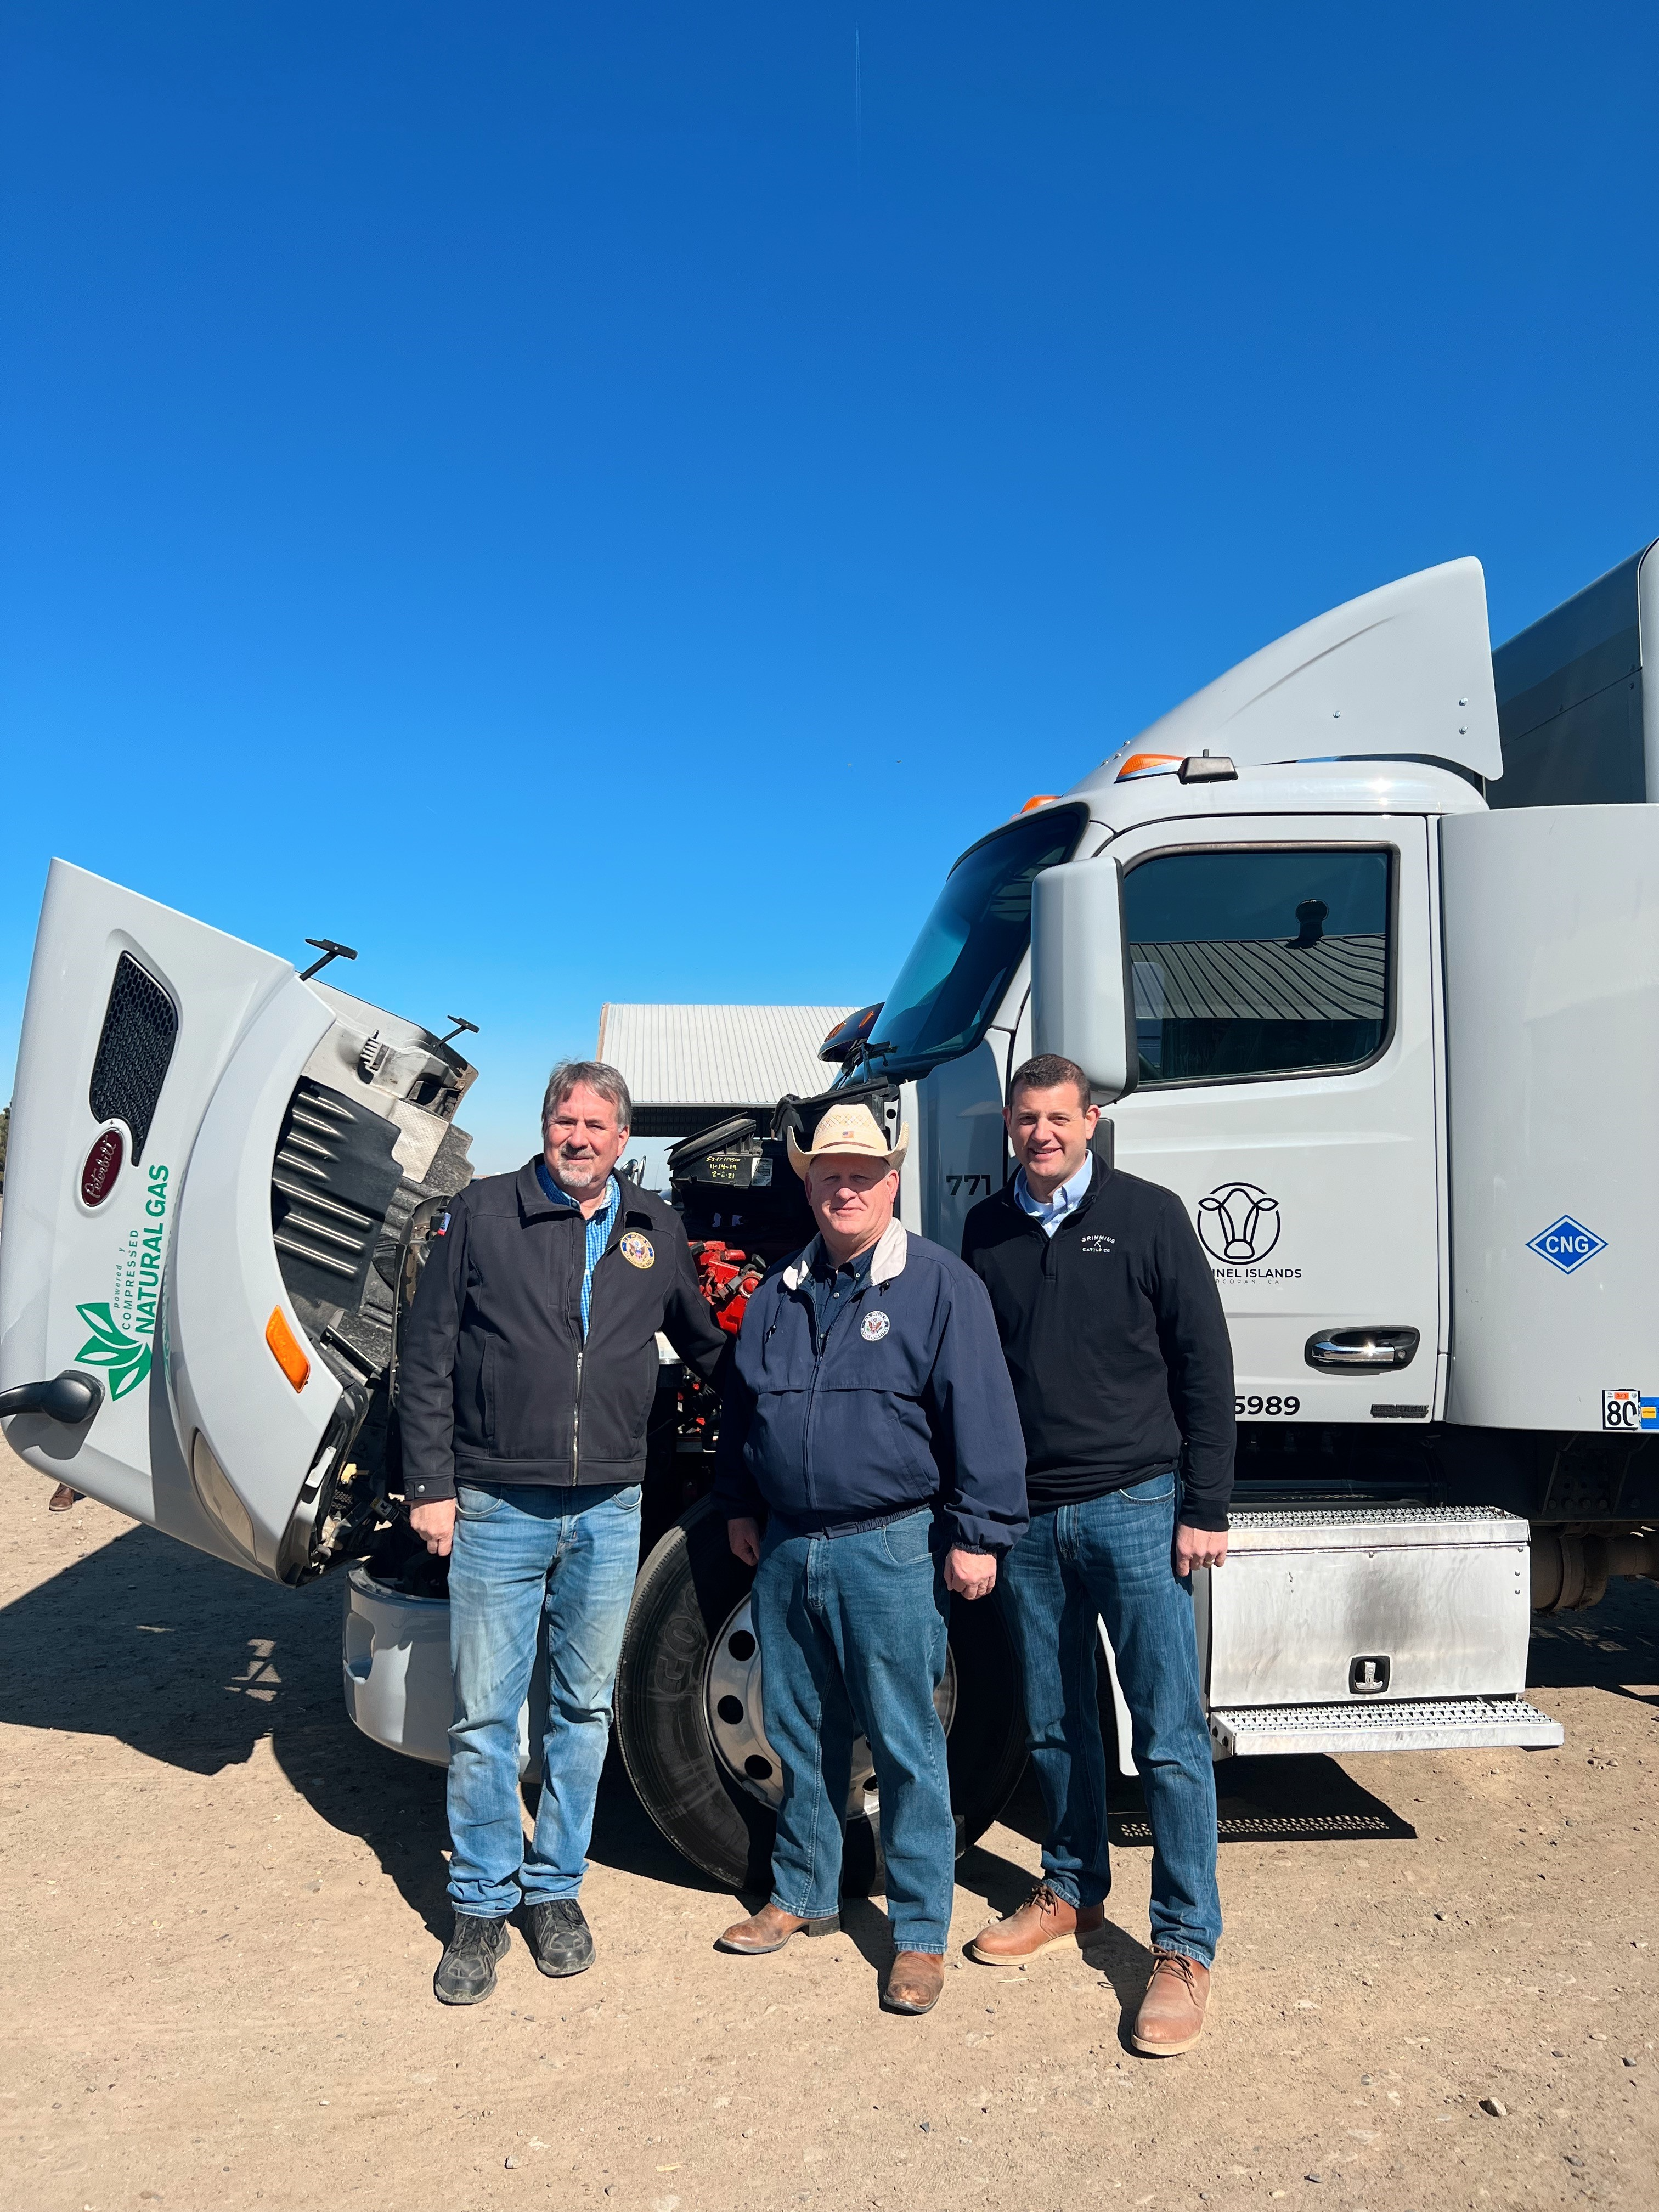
[1,1445,1654,2212]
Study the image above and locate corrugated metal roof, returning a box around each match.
[596,1005,857,1107]
[1132,935,1386,1023]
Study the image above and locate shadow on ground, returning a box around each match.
[1527,1573,1659,1699]
[5,1514,1653,1941]
[986,1726,1420,1854]
[0,1516,714,1942]
[0,1519,334,1774]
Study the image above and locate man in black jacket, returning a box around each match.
[399,1061,725,2007]
[961,1054,1234,2057]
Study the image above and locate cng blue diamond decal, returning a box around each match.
[1526,1215,1606,1275]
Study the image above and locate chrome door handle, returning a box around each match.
[1305,1328,1420,1372]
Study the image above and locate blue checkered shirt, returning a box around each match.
[536,1160,622,1337]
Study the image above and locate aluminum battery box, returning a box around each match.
[1102,1506,1562,1769]
[1200,1506,1561,1757]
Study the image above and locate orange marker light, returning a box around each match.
[266,1307,311,1392]
[1019,793,1059,812]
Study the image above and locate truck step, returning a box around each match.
[1208,1696,1564,1759]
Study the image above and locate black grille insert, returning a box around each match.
[88,952,179,1162]
[272,1081,404,1310]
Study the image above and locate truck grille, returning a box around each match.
[271,1081,404,1310]
[88,952,178,1162]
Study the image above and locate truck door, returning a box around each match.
[1105,814,1443,1430]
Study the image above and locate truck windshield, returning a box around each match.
[868,805,1088,1079]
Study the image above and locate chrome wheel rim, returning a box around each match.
[704,1594,958,1815]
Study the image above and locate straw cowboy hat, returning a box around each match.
[786,1101,911,1180]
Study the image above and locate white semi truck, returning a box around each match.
[5,548,1658,1893]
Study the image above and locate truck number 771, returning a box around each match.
[7,541,1659,1886]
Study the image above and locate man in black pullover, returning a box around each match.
[961,1053,1234,2056]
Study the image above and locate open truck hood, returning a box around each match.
[1,862,475,1582]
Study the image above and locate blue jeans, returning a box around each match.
[997,1474,1222,1967]
[752,1509,956,1954]
[445,1481,641,1918]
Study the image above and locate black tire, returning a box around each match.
[614,1496,1028,1893]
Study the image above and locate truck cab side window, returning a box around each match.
[1123,848,1391,1085]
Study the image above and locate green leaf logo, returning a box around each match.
[75,1302,152,1401]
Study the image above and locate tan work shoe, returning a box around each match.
[967,1880,1105,1966]
[715,1901,838,1954]
[882,1950,945,2015]
[1130,1948,1211,2055]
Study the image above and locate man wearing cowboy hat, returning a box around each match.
[710,1102,1028,2016]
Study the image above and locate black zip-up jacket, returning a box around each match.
[961,1163,1235,1530]
[398,1161,726,1503]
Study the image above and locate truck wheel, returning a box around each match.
[614,1496,1028,1894]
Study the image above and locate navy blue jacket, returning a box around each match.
[712,1222,1029,1556]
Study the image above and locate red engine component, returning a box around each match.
[688,1239,766,1336]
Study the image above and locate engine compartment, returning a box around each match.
[269,989,477,1581]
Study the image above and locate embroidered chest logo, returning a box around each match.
[619,1232,656,1269]
[860,1310,891,1342]
[1080,1234,1116,1252]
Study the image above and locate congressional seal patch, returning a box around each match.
[619,1231,656,1269]
[860,1309,891,1342]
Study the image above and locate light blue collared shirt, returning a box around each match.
[1013,1150,1095,1238]
[536,1160,621,1337]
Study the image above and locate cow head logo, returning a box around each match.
[1197,1181,1281,1265]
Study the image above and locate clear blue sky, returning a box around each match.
[4,4,1657,1171]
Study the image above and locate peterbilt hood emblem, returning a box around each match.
[1198,1181,1282,1265]
[80,1127,124,1207]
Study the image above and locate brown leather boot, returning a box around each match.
[48,1485,81,1513]
[967,1881,1105,1966]
[882,1950,945,2015]
[1130,1948,1211,2055]
[716,1901,839,1954]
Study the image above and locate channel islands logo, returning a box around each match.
[74,1302,151,1400]
[1197,1182,1282,1266]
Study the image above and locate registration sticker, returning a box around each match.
[1602,1389,1657,1432]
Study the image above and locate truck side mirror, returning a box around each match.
[1030,858,1139,1104]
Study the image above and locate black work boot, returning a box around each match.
[525,1898,596,1978]
[433,1913,510,2006]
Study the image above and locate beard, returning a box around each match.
[548,1146,606,1195]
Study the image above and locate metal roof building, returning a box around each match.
[1131,933,1387,1023]
[596,1005,855,1138]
